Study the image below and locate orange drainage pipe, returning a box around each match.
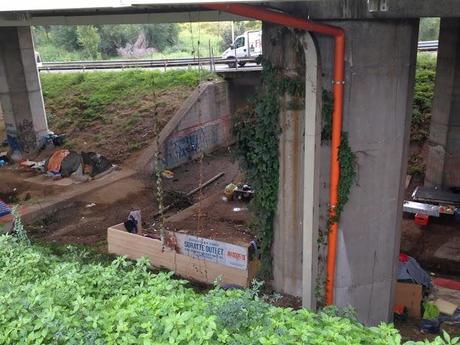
[203,3,344,306]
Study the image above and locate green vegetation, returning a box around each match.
[33,21,261,61]
[412,53,437,143]
[41,69,214,161]
[232,60,304,277]
[419,18,440,41]
[41,69,211,125]
[0,234,454,344]
[76,26,101,60]
[336,134,358,221]
[408,152,426,176]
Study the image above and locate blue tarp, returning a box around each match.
[0,200,11,218]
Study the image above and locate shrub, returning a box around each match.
[0,236,453,344]
[411,53,436,143]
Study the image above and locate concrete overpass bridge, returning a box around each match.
[1,0,460,325]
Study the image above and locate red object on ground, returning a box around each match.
[399,253,409,263]
[433,278,460,291]
[415,213,429,226]
[393,304,405,315]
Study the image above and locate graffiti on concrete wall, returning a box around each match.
[5,120,37,154]
[164,124,219,167]
[18,119,37,153]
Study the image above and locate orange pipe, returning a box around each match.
[204,3,345,306]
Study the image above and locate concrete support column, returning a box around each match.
[0,26,48,156]
[264,25,306,298]
[317,19,418,325]
[425,18,460,187]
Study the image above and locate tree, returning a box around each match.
[142,24,179,52]
[419,18,440,41]
[76,25,101,59]
[51,26,80,51]
[97,25,139,57]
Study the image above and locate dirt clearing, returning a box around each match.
[29,148,243,247]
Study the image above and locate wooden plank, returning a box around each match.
[175,253,249,287]
[204,259,249,287]
[107,224,256,288]
[108,227,175,270]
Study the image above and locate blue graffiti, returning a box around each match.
[6,135,21,153]
[165,124,219,167]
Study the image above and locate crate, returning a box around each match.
[107,224,259,287]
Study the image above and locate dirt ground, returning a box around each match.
[147,192,255,246]
[0,168,65,204]
[401,172,460,276]
[28,148,243,247]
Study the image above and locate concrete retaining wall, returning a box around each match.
[137,80,231,172]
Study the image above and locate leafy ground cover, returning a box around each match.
[0,235,454,345]
[41,69,215,162]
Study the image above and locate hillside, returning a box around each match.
[41,69,216,163]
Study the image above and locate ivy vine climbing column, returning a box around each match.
[315,20,419,325]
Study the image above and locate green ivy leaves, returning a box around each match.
[232,60,306,278]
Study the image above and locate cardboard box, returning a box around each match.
[394,282,423,318]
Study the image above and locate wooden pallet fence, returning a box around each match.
[107,224,259,287]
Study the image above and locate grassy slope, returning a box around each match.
[41,69,215,163]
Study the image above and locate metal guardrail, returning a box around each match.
[417,40,438,51]
[38,41,438,71]
[39,56,258,71]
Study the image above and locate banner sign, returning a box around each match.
[173,232,248,270]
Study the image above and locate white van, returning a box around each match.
[222,30,262,68]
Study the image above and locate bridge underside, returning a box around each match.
[1,0,460,26]
[1,1,460,326]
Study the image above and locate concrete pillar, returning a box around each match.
[264,25,306,298]
[316,19,418,325]
[425,18,460,187]
[0,26,48,156]
[300,32,321,310]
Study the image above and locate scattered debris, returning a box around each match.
[233,207,248,212]
[81,152,112,177]
[124,210,142,234]
[225,183,254,202]
[161,169,175,179]
[434,278,460,291]
[0,151,8,167]
[433,299,457,316]
[153,172,225,218]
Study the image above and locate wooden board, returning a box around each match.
[107,224,257,287]
[108,224,175,271]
